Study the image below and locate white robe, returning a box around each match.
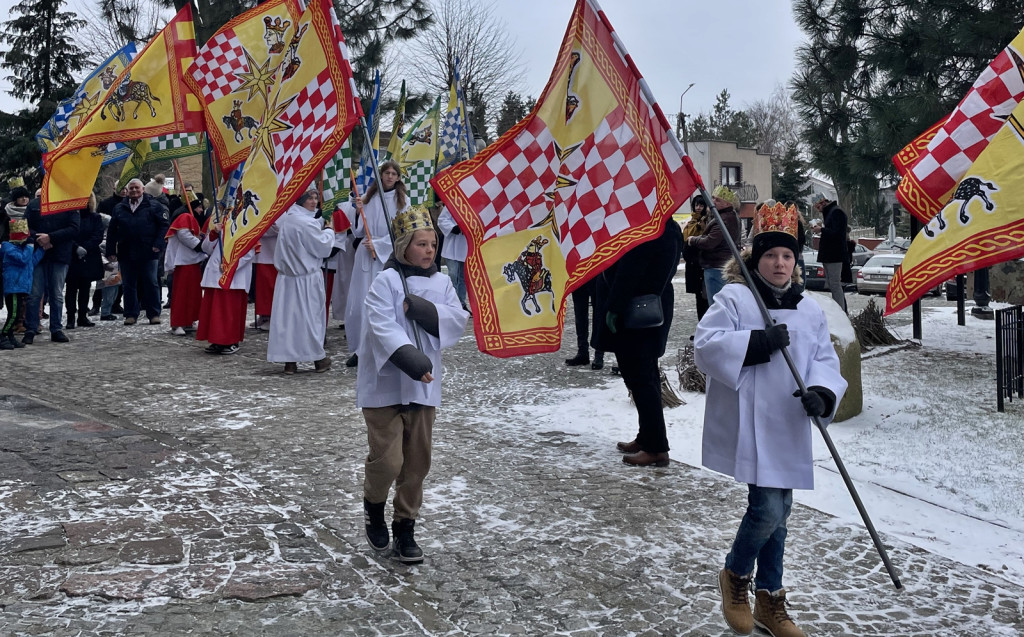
[356,268,468,408]
[341,188,408,353]
[694,283,847,490]
[437,207,467,261]
[255,220,280,265]
[329,230,354,320]
[164,226,206,272]
[200,236,254,290]
[266,205,335,363]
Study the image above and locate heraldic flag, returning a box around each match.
[36,42,137,160]
[431,0,702,357]
[887,101,1024,314]
[41,5,203,214]
[400,94,440,205]
[218,0,360,287]
[893,25,1024,223]
[185,0,303,177]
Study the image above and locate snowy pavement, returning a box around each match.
[0,284,1022,636]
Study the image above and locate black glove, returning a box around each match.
[765,323,789,352]
[388,344,433,380]
[793,386,834,418]
[405,294,439,337]
[450,225,462,235]
[193,242,205,253]
[352,237,362,250]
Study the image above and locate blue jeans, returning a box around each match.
[725,485,793,592]
[119,259,161,320]
[445,258,467,305]
[25,261,68,334]
[101,285,119,316]
[703,267,727,305]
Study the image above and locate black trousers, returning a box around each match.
[65,278,91,321]
[571,280,603,355]
[617,349,669,454]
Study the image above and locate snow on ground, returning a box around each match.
[505,303,1024,585]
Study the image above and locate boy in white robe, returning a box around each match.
[357,205,468,563]
[267,190,335,374]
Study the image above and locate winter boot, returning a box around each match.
[753,589,805,637]
[718,568,754,635]
[0,335,15,351]
[565,351,589,366]
[392,518,423,564]
[363,499,389,551]
[9,334,25,349]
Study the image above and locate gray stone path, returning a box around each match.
[1,292,1022,636]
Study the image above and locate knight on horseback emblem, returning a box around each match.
[503,236,556,316]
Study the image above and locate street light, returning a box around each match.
[677,82,695,154]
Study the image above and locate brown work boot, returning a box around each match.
[314,356,332,373]
[616,439,641,454]
[622,450,669,467]
[718,568,753,635]
[753,588,805,637]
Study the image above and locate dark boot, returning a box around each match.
[392,518,423,563]
[65,315,75,330]
[565,351,589,366]
[364,499,389,551]
[77,316,95,327]
[9,334,25,349]
[0,335,15,351]
[345,353,359,367]
[591,351,604,370]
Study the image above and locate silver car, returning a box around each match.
[857,254,941,296]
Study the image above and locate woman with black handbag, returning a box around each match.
[594,215,683,467]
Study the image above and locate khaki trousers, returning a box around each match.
[363,404,435,520]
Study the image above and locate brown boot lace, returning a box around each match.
[729,571,752,605]
[767,592,795,625]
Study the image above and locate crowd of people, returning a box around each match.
[2,174,853,635]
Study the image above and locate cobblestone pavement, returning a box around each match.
[1,287,1022,636]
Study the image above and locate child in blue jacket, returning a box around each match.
[1,219,43,350]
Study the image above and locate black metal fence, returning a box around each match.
[996,305,1024,412]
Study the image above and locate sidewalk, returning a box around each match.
[1,304,1022,635]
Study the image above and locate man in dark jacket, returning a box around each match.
[594,216,683,467]
[813,193,849,312]
[689,185,742,305]
[106,178,169,325]
[98,186,126,217]
[23,194,81,344]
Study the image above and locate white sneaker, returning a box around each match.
[171,326,186,336]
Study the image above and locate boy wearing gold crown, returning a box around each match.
[694,202,847,637]
[357,205,469,564]
[1,219,44,350]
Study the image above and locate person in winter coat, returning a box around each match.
[0,219,43,350]
[1,183,31,320]
[266,191,336,374]
[594,215,683,467]
[682,194,710,322]
[812,193,849,312]
[23,193,81,344]
[340,160,410,367]
[64,193,104,330]
[358,205,469,563]
[164,199,207,335]
[106,178,169,326]
[689,185,742,305]
[694,202,847,637]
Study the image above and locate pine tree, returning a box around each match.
[687,89,757,147]
[0,0,87,104]
[495,90,532,137]
[772,144,813,206]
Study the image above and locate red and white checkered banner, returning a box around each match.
[185,0,303,177]
[894,26,1024,223]
[217,0,360,287]
[432,0,702,357]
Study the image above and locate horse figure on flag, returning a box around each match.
[222,100,260,143]
[100,73,161,121]
[503,236,555,315]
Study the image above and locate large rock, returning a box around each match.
[808,292,862,422]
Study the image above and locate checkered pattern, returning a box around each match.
[454,106,665,266]
[321,138,352,212]
[272,71,340,187]
[152,132,201,152]
[405,160,435,205]
[190,29,247,103]
[438,107,466,168]
[903,46,1024,218]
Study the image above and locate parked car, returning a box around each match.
[857,254,941,296]
[850,243,874,266]
[802,250,857,292]
[873,238,911,253]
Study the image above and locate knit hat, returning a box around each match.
[9,186,30,201]
[750,202,799,264]
[392,205,435,264]
[144,180,163,197]
[8,218,29,244]
[711,185,739,209]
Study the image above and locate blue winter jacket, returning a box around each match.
[1,242,44,294]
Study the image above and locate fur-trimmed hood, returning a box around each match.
[723,247,804,287]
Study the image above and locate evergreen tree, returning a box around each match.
[0,0,87,104]
[688,89,757,147]
[495,90,533,137]
[772,144,813,206]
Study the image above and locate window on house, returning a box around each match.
[721,164,742,186]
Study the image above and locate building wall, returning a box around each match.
[687,140,772,205]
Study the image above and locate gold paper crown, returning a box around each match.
[711,185,739,208]
[8,218,29,242]
[392,205,434,239]
[755,202,798,238]
[8,176,24,189]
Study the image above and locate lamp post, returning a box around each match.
[677,83,695,154]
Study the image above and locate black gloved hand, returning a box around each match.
[793,388,827,417]
[352,237,362,250]
[193,242,205,253]
[388,344,433,380]
[765,323,789,352]
[450,225,462,235]
[405,293,439,337]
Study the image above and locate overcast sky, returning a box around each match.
[0,0,806,121]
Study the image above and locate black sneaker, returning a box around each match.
[0,336,14,350]
[565,352,589,366]
[364,499,389,551]
[100,314,117,321]
[219,343,239,355]
[345,353,359,367]
[51,331,70,343]
[21,332,34,345]
[392,518,423,564]
[78,318,96,328]
[204,344,224,354]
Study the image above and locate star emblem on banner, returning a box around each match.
[252,96,294,166]
[234,48,276,105]
[68,91,100,128]
[532,141,582,238]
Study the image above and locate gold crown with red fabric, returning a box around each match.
[755,201,798,238]
[8,218,29,244]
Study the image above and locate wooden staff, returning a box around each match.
[349,166,376,260]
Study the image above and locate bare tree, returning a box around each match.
[403,0,524,135]
[744,83,802,161]
[73,0,167,66]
